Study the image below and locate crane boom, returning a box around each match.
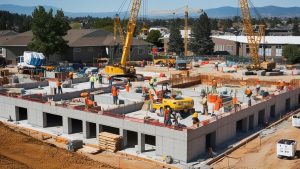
[120,0,141,66]
[114,14,125,45]
[239,0,265,70]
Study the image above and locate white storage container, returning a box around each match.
[277,139,297,158]
[292,115,300,127]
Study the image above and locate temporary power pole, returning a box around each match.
[184,5,189,57]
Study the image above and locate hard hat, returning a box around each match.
[193,112,198,118]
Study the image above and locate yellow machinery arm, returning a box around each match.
[114,14,125,45]
[105,0,141,76]
[239,0,265,70]
[120,0,141,66]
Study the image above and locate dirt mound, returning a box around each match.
[0,122,115,169]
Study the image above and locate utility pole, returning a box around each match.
[184,5,189,57]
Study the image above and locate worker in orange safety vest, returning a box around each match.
[112,86,119,105]
[125,82,130,92]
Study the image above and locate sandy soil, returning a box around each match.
[212,120,300,169]
[0,122,115,169]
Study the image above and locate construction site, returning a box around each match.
[0,0,300,169]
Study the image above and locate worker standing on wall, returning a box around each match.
[112,85,119,105]
[57,80,63,94]
[98,72,103,84]
[278,80,285,91]
[90,74,96,89]
[192,112,200,127]
[164,107,172,126]
[201,92,208,116]
[245,86,252,107]
[232,94,239,112]
[126,82,130,92]
[69,71,74,86]
[256,81,261,94]
[212,79,217,94]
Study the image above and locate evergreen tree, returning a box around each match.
[189,12,214,55]
[292,19,300,36]
[283,45,300,64]
[168,22,184,55]
[146,30,163,47]
[28,6,70,59]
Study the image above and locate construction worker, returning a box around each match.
[89,74,96,89]
[85,96,94,109]
[201,94,208,116]
[98,72,103,84]
[192,112,200,127]
[164,107,172,126]
[149,78,155,89]
[232,95,239,112]
[212,79,217,94]
[112,85,119,105]
[256,81,261,94]
[245,86,252,107]
[69,71,74,80]
[214,96,222,111]
[57,80,63,94]
[126,82,130,92]
[278,80,285,91]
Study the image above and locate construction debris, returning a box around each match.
[98,132,123,152]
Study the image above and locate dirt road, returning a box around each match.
[212,119,300,169]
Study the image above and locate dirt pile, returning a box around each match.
[0,122,115,169]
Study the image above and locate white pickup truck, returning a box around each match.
[277,139,297,159]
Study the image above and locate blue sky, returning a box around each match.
[0,0,299,13]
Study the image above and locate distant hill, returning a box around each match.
[0,4,300,18]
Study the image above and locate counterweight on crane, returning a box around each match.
[105,0,141,76]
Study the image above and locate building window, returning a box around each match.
[226,45,233,51]
[246,45,250,55]
[265,45,272,56]
[0,48,3,57]
[276,45,282,57]
[138,47,144,55]
[88,47,93,52]
[258,45,264,56]
[73,48,81,53]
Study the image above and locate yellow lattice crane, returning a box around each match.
[239,0,275,70]
[105,0,142,76]
[113,14,125,45]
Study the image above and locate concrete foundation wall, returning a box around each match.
[0,88,299,163]
[186,88,300,162]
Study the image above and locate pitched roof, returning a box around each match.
[0,30,18,37]
[212,35,300,45]
[0,29,152,47]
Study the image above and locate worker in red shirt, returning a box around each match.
[164,107,172,126]
[112,86,119,105]
[57,80,63,94]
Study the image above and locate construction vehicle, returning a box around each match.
[104,0,141,77]
[150,83,194,116]
[239,0,276,71]
[17,51,45,70]
[153,55,176,67]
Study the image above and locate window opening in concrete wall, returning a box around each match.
[205,131,216,151]
[298,94,300,104]
[249,115,254,130]
[71,118,83,133]
[45,113,62,127]
[270,105,276,118]
[88,122,96,138]
[102,125,119,135]
[16,107,28,121]
[145,134,156,146]
[285,98,291,111]
[126,130,138,148]
[258,109,265,126]
[236,119,243,133]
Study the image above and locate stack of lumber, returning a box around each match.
[98,132,123,152]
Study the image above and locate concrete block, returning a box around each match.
[138,132,145,152]
[63,116,72,134]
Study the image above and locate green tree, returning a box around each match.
[189,12,214,55]
[292,20,300,36]
[146,30,162,47]
[168,22,184,55]
[28,6,70,59]
[283,45,300,64]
